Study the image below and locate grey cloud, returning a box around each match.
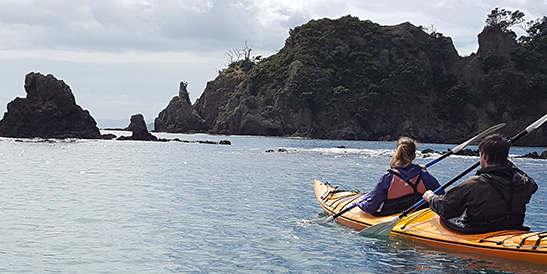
[1,0,545,57]
[0,0,314,54]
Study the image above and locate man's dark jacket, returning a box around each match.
[428,162,537,233]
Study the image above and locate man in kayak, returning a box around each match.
[423,134,538,234]
[358,137,442,216]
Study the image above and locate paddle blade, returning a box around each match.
[358,217,399,236]
[311,215,335,224]
[312,203,358,224]
[525,113,547,132]
[450,123,505,154]
[322,215,336,223]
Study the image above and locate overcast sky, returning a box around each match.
[1,0,546,126]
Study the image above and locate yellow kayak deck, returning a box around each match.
[314,179,547,264]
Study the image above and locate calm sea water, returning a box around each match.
[0,131,546,274]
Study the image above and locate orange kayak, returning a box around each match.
[314,179,547,264]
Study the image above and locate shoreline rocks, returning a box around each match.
[422,148,547,159]
[516,150,547,159]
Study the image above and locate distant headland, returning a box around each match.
[155,12,546,147]
[0,10,545,150]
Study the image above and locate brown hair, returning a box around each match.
[478,134,509,165]
[390,137,417,168]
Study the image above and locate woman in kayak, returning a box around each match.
[423,134,538,234]
[358,137,442,216]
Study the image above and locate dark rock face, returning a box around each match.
[193,70,248,133]
[154,81,208,132]
[517,150,547,159]
[0,72,102,139]
[155,16,547,146]
[119,114,157,141]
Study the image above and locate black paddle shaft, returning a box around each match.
[400,162,479,217]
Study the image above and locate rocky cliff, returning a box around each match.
[155,15,547,146]
[0,72,103,139]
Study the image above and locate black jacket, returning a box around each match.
[428,162,538,233]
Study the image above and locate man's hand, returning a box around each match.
[423,190,435,202]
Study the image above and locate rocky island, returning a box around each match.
[0,72,107,139]
[118,114,158,141]
[155,13,547,147]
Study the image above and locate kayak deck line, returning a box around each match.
[325,193,363,212]
[391,229,547,254]
[317,193,376,228]
[479,231,547,250]
[399,209,433,230]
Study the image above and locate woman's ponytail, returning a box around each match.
[390,137,417,168]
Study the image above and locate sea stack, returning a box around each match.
[154,81,208,133]
[0,72,103,139]
[118,114,158,141]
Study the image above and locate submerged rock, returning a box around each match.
[0,72,103,139]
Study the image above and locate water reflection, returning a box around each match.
[358,235,547,273]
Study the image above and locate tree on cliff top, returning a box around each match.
[520,16,547,45]
[486,7,525,39]
[223,41,262,73]
[518,16,547,74]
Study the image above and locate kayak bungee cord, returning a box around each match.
[338,194,365,212]
[400,208,433,230]
[325,191,364,212]
[320,181,365,212]
[479,231,547,250]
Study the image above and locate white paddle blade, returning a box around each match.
[358,217,399,236]
[320,215,335,224]
[309,215,335,224]
[451,123,505,154]
[525,114,547,133]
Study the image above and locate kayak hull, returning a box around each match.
[314,179,547,264]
